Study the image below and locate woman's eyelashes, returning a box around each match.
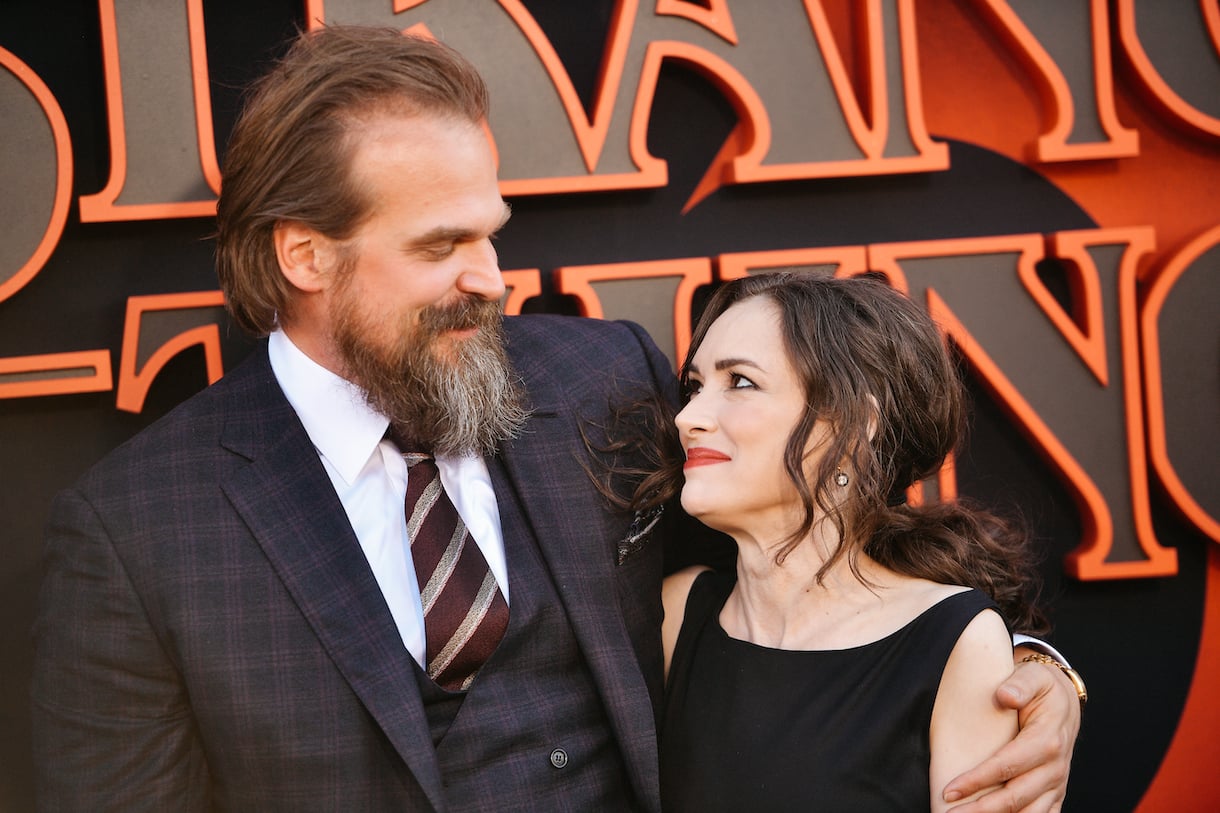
[729,372,757,390]
[682,370,757,400]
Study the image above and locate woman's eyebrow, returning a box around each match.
[714,357,764,372]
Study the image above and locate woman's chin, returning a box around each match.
[680,492,719,528]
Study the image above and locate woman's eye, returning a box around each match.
[683,379,703,397]
[729,373,756,389]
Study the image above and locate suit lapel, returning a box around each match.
[491,410,662,812]
[218,356,445,811]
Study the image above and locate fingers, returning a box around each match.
[946,776,1065,813]
[995,657,1057,711]
[942,687,1073,808]
[1011,660,1082,740]
[996,659,1081,751]
[942,746,1029,805]
[944,743,1069,811]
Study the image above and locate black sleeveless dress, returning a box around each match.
[660,570,1002,811]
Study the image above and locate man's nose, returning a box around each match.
[457,239,507,301]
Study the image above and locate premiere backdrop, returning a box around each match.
[2,1,1218,810]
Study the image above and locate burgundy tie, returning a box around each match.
[402,452,508,692]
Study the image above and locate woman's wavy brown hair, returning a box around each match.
[623,271,1046,634]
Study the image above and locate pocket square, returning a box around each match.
[617,505,663,565]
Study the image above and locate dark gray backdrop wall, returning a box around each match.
[2,2,1218,811]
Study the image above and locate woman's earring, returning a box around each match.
[834,469,850,488]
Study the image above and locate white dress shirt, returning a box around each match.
[267,330,509,669]
[1013,634,1072,667]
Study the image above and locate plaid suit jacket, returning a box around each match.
[31,315,683,812]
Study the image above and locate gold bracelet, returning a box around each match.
[1022,653,1087,711]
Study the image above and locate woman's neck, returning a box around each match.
[725,528,903,650]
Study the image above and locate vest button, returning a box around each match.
[549,748,569,769]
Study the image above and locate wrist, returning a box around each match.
[1021,652,1087,712]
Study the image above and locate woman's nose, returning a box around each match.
[675,395,711,436]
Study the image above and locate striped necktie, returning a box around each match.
[401,452,509,692]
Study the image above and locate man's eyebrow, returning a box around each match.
[411,202,513,246]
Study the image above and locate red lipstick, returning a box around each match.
[684,447,731,469]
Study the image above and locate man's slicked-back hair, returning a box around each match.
[215,25,490,336]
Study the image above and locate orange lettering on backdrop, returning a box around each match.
[1117,0,1220,140]
[314,0,949,195]
[971,0,1138,160]
[1016,236,1109,386]
[0,47,73,305]
[554,258,712,368]
[308,0,661,194]
[730,0,948,180]
[1140,224,1220,545]
[918,0,1219,264]
[0,1,1211,584]
[656,0,737,42]
[78,0,221,221]
[870,230,1178,579]
[115,292,227,414]
[716,246,871,283]
[0,352,113,400]
[613,0,951,189]
[1050,228,1176,578]
[0,46,112,399]
[501,269,543,316]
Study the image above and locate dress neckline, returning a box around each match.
[706,572,976,654]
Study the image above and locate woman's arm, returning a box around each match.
[940,655,1079,812]
[929,609,1019,813]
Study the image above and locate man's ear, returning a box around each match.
[274,221,335,294]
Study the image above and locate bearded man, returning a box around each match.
[31,25,1080,812]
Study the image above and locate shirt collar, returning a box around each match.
[267,329,389,487]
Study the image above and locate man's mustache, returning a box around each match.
[419,295,502,333]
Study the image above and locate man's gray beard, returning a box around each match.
[334,295,529,458]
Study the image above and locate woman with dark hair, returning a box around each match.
[655,272,1053,811]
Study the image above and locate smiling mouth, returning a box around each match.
[684,448,731,469]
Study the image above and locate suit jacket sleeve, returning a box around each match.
[32,485,212,811]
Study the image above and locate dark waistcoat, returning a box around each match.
[414,463,638,811]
